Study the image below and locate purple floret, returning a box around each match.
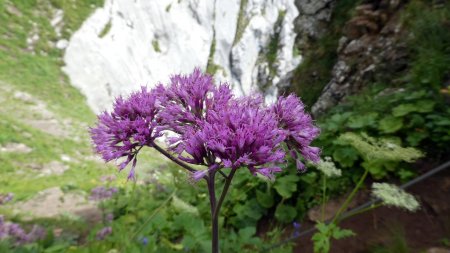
[89,186,118,201]
[90,87,161,179]
[272,94,321,171]
[96,226,112,240]
[200,99,287,178]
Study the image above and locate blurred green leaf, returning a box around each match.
[332,147,359,168]
[379,116,403,133]
[347,113,378,128]
[256,190,274,208]
[392,104,418,117]
[275,203,297,223]
[274,175,299,199]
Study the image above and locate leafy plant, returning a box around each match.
[310,134,421,253]
[317,85,450,181]
[312,222,355,253]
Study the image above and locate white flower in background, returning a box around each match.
[372,183,420,212]
[316,157,342,178]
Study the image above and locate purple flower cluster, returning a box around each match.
[90,87,161,179]
[292,221,301,237]
[0,193,13,205]
[89,186,118,201]
[272,95,320,171]
[0,216,46,245]
[96,226,112,240]
[90,68,320,180]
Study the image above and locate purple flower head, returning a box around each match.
[157,69,233,164]
[89,68,321,182]
[198,100,286,178]
[272,94,321,171]
[141,237,149,245]
[157,68,232,130]
[90,186,118,201]
[96,226,112,240]
[90,87,161,178]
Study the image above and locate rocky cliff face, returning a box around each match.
[310,0,409,116]
[63,0,300,113]
[294,0,336,49]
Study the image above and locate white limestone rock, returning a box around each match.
[63,0,300,113]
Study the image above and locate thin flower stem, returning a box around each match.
[152,143,196,173]
[337,203,383,223]
[213,167,237,221]
[218,170,229,180]
[332,169,369,224]
[321,176,327,222]
[207,172,219,253]
[209,167,237,253]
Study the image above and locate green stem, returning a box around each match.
[321,176,327,222]
[338,203,382,222]
[332,169,369,224]
[152,143,196,173]
[207,172,219,253]
[212,167,237,222]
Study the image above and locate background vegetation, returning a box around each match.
[0,0,449,252]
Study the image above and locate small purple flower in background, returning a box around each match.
[141,237,148,245]
[0,193,14,205]
[0,215,46,245]
[90,186,118,201]
[272,95,321,172]
[105,213,114,223]
[23,225,46,244]
[8,223,28,244]
[96,226,112,240]
[292,221,301,237]
[0,216,7,239]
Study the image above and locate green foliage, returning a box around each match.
[98,19,112,38]
[369,225,410,253]
[1,172,295,253]
[232,0,249,46]
[266,10,285,75]
[0,0,117,202]
[274,175,299,199]
[317,85,450,180]
[0,0,102,122]
[403,0,450,89]
[206,35,223,76]
[338,133,423,163]
[312,222,355,253]
[152,39,161,53]
[274,203,297,223]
